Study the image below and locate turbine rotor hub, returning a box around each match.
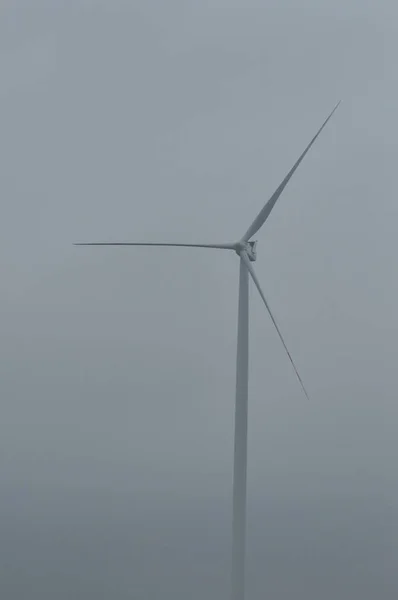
[235,240,257,262]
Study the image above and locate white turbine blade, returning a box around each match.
[241,101,341,242]
[241,253,310,400]
[74,242,236,250]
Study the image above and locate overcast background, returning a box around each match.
[1,1,397,598]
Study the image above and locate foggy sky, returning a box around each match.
[1,1,397,598]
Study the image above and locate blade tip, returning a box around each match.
[332,99,342,113]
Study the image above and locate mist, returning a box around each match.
[1,1,397,598]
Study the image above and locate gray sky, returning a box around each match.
[1,1,397,598]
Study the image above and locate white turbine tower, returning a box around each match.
[75,103,340,600]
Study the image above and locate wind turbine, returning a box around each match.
[75,103,340,600]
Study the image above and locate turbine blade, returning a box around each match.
[74,242,236,250]
[241,101,341,242]
[241,253,310,400]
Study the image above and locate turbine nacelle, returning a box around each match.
[235,241,257,262]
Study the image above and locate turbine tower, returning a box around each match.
[75,103,340,600]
